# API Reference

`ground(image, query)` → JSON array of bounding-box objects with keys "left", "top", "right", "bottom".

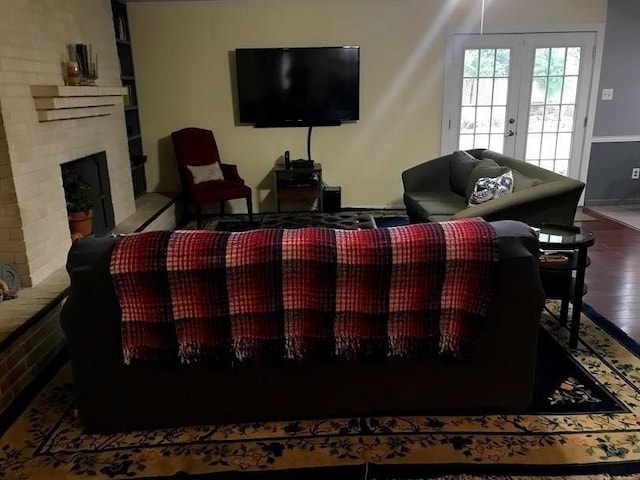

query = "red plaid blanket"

[{"left": 110, "top": 218, "right": 497, "bottom": 365}]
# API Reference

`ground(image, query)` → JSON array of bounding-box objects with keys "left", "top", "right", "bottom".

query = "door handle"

[{"left": 505, "top": 129, "right": 515, "bottom": 137}]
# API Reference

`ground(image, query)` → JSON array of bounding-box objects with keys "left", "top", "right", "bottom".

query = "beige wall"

[
  {"left": 0, "top": 0, "right": 134, "bottom": 286},
  {"left": 128, "top": 0, "right": 606, "bottom": 211}
]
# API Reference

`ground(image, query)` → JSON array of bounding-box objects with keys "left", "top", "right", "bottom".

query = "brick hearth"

[{"left": 0, "top": 192, "right": 180, "bottom": 416}]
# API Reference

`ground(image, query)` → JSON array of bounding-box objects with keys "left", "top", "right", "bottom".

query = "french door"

[{"left": 443, "top": 32, "right": 596, "bottom": 179}]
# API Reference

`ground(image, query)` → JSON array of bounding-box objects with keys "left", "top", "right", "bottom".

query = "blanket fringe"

[
  {"left": 285, "top": 337, "right": 334, "bottom": 361},
  {"left": 178, "top": 343, "right": 231, "bottom": 365},
  {"left": 388, "top": 336, "right": 441, "bottom": 359},
  {"left": 232, "top": 338, "right": 285, "bottom": 363},
  {"left": 335, "top": 336, "right": 388, "bottom": 360}
]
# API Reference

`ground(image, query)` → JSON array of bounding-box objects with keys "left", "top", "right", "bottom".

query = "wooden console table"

[{"left": 273, "top": 164, "right": 323, "bottom": 213}]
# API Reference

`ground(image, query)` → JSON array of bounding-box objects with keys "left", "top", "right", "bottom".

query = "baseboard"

[
  {"left": 584, "top": 199, "right": 640, "bottom": 206},
  {"left": 344, "top": 204, "right": 406, "bottom": 210}
]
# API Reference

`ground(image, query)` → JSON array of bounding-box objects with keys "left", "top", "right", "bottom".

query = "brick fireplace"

[{"left": 0, "top": 0, "right": 136, "bottom": 287}]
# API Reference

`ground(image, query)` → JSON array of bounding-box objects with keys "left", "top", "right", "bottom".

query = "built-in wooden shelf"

[{"left": 30, "top": 85, "right": 128, "bottom": 122}]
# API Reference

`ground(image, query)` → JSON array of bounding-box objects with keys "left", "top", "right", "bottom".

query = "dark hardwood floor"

[{"left": 577, "top": 208, "right": 640, "bottom": 342}]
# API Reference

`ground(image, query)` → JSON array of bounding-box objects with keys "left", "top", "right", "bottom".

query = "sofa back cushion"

[
  {"left": 465, "top": 158, "right": 511, "bottom": 199},
  {"left": 450, "top": 150, "right": 480, "bottom": 196}
]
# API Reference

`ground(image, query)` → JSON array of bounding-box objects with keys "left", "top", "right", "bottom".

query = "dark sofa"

[
  {"left": 402, "top": 149, "right": 585, "bottom": 226},
  {"left": 60, "top": 220, "right": 544, "bottom": 433}
]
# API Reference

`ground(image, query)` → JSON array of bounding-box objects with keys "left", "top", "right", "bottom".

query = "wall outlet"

[
  {"left": 632, "top": 167, "right": 640, "bottom": 180},
  {"left": 601, "top": 88, "right": 614, "bottom": 101}
]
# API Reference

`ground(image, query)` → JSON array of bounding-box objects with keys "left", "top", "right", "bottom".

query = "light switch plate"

[{"left": 601, "top": 88, "right": 614, "bottom": 101}]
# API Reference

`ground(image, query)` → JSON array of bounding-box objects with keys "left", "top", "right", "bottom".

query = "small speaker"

[
  {"left": 284, "top": 150, "right": 290, "bottom": 169},
  {"left": 323, "top": 186, "right": 341, "bottom": 213}
]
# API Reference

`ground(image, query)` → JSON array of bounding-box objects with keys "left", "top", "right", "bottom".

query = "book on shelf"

[
  {"left": 122, "top": 84, "right": 135, "bottom": 106},
  {"left": 116, "top": 17, "right": 128, "bottom": 41}
]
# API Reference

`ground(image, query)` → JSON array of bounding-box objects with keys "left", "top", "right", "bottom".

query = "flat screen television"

[{"left": 235, "top": 46, "right": 360, "bottom": 127}]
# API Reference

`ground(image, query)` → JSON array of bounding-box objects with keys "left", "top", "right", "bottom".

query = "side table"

[
  {"left": 536, "top": 224, "right": 595, "bottom": 348},
  {"left": 273, "top": 164, "right": 323, "bottom": 213}
]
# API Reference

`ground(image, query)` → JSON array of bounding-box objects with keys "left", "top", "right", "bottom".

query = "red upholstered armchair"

[{"left": 171, "top": 127, "right": 253, "bottom": 228}]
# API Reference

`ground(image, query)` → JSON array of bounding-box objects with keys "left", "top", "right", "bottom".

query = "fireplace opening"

[{"left": 60, "top": 151, "right": 115, "bottom": 237}]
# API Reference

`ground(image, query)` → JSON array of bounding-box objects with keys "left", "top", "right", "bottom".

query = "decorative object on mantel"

[
  {"left": 62, "top": 166, "right": 97, "bottom": 239},
  {"left": 0, "top": 262, "right": 20, "bottom": 301},
  {"left": 67, "top": 43, "right": 98, "bottom": 86},
  {"left": 65, "top": 61, "right": 81, "bottom": 86}
]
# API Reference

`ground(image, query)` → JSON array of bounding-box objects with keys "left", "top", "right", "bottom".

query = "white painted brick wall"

[{"left": 0, "top": 0, "right": 135, "bottom": 287}]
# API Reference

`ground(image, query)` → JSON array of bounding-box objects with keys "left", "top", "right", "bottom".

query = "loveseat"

[
  {"left": 60, "top": 220, "right": 544, "bottom": 433},
  {"left": 402, "top": 149, "right": 585, "bottom": 226}
]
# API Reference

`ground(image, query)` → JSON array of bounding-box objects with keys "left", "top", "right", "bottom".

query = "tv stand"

[{"left": 273, "top": 164, "right": 323, "bottom": 213}]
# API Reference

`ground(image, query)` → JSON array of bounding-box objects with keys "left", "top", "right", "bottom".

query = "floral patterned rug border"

[{"left": 1, "top": 301, "right": 639, "bottom": 480}]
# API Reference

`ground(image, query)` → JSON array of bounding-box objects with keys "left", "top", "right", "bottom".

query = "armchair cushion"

[{"left": 187, "top": 163, "right": 224, "bottom": 184}]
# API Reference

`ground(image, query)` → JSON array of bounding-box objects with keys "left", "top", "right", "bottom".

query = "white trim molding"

[{"left": 592, "top": 136, "right": 640, "bottom": 143}]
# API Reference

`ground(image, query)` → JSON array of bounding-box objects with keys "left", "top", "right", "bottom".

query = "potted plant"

[{"left": 62, "top": 167, "right": 97, "bottom": 237}]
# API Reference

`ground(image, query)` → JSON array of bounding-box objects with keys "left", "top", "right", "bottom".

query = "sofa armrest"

[
  {"left": 61, "top": 236, "right": 125, "bottom": 369},
  {"left": 402, "top": 154, "right": 453, "bottom": 192}
]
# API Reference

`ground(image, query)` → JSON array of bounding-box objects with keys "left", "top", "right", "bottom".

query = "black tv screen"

[{"left": 235, "top": 46, "right": 360, "bottom": 127}]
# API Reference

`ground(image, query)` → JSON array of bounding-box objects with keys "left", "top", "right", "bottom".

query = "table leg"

[
  {"left": 569, "top": 246, "right": 588, "bottom": 348},
  {"left": 559, "top": 269, "right": 572, "bottom": 325},
  {"left": 273, "top": 171, "right": 281, "bottom": 214},
  {"left": 560, "top": 296, "right": 570, "bottom": 325}
]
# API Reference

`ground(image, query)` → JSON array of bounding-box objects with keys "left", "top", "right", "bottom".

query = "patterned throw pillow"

[
  {"left": 468, "top": 170, "right": 514, "bottom": 206},
  {"left": 186, "top": 163, "right": 224, "bottom": 184}
]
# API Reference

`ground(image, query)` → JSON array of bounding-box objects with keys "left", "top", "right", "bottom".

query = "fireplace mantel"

[{"left": 30, "top": 85, "right": 128, "bottom": 122}]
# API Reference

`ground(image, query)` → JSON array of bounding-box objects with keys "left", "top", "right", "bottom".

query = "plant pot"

[{"left": 68, "top": 209, "right": 94, "bottom": 237}]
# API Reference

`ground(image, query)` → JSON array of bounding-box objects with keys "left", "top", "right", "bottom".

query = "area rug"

[{"left": 1, "top": 301, "right": 639, "bottom": 480}]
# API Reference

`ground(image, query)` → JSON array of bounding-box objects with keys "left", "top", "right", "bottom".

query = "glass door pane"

[
  {"left": 523, "top": 46, "right": 581, "bottom": 176},
  {"left": 458, "top": 48, "right": 511, "bottom": 153}
]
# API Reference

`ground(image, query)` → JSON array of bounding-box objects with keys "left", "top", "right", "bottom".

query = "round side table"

[{"left": 535, "top": 224, "right": 595, "bottom": 348}]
